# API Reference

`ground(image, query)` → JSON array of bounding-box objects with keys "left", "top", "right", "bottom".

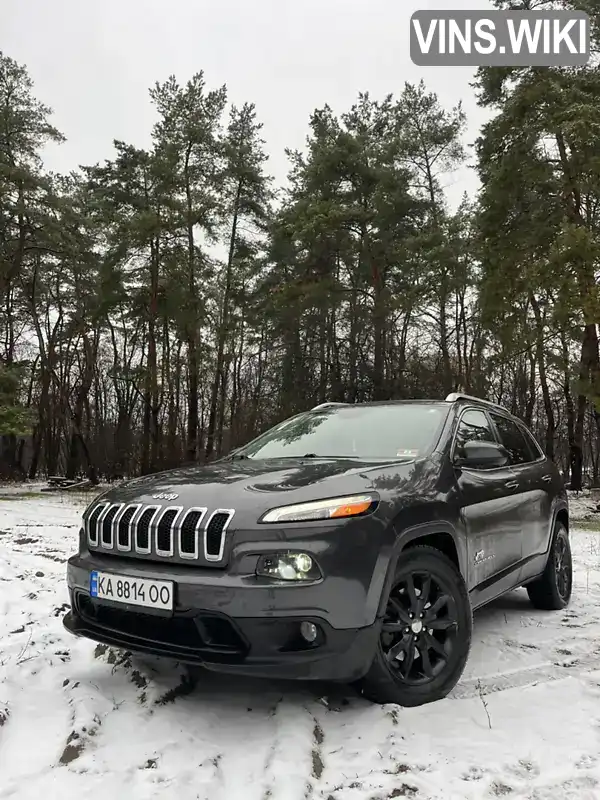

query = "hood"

[{"left": 91, "top": 456, "right": 418, "bottom": 516}]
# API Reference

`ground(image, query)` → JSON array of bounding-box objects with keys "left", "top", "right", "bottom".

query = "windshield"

[{"left": 238, "top": 404, "right": 448, "bottom": 460}]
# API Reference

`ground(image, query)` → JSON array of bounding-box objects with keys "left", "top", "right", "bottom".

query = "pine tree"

[{"left": 475, "top": 0, "right": 600, "bottom": 486}]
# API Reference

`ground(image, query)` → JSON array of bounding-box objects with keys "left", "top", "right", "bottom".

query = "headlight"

[{"left": 259, "top": 494, "right": 378, "bottom": 524}]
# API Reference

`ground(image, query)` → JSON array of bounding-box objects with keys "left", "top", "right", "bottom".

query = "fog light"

[
  {"left": 300, "top": 621, "right": 318, "bottom": 643},
  {"left": 256, "top": 552, "right": 321, "bottom": 581}
]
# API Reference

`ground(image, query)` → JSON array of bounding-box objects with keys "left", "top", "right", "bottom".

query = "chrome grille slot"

[
  {"left": 101, "top": 504, "right": 122, "bottom": 548},
  {"left": 117, "top": 504, "right": 139, "bottom": 550},
  {"left": 155, "top": 507, "right": 182, "bottom": 557},
  {"left": 87, "top": 502, "right": 109, "bottom": 546},
  {"left": 135, "top": 506, "right": 160, "bottom": 553},
  {"left": 179, "top": 508, "right": 207, "bottom": 559},
  {"left": 204, "top": 509, "right": 234, "bottom": 561}
]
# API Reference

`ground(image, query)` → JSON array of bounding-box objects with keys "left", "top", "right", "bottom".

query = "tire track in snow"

[
  {"left": 167, "top": 678, "right": 321, "bottom": 800},
  {"left": 58, "top": 656, "right": 306, "bottom": 800},
  {"left": 450, "top": 654, "right": 600, "bottom": 700},
  {"left": 259, "top": 697, "right": 315, "bottom": 800},
  {"left": 310, "top": 696, "right": 427, "bottom": 800}
]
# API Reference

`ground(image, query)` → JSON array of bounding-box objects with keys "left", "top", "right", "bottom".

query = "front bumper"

[{"left": 64, "top": 552, "right": 380, "bottom": 682}]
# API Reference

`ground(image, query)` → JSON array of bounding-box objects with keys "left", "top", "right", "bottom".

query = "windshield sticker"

[{"left": 397, "top": 449, "right": 419, "bottom": 457}]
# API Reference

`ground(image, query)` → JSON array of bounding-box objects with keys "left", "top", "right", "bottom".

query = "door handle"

[
  {"left": 505, "top": 480, "right": 519, "bottom": 490},
  {"left": 541, "top": 475, "right": 552, "bottom": 483}
]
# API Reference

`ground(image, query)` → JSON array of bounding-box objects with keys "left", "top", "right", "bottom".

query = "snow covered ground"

[{"left": 1, "top": 489, "right": 600, "bottom": 800}]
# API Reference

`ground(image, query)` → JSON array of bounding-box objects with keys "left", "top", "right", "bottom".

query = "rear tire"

[
  {"left": 359, "top": 546, "right": 472, "bottom": 707},
  {"left": 526, "top": 522, "right": 572, "bottom": 611}
]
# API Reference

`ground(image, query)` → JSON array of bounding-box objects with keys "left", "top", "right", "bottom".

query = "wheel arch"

[
  {"left": 555, "top": 506, "right": 569, "bottom": 533},
  {"left": 403, "top": 531, "right": 461, "bottom": 569},
  {"left": 375, "top": 518, "right": 467, "bottom": 619}
]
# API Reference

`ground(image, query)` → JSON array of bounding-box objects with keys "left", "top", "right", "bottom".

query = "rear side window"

[
  {"left": 490, "top": 413, "right": 532, "bottom": 465},
  {"left": 453, "top": 409, "right": 496, "bottom": 461},
  {"left": 519, "top": 425, "right": 544, "bottom": 461},
  {"left": 523, "top": 428, "right": 546, "bottom": 461}
]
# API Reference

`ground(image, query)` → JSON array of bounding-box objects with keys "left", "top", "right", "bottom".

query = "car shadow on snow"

[
  {"left": 79, "top": 581, "right": 588, "bottom": 728},
  {"left": 87, "top": 639, "right": 360, "bottom": 712},
  {"left": 85, "top": 588, "right": 552, "bottom": 715}
]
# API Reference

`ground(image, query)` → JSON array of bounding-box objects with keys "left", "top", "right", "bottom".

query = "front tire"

[
  {"left": 359, "top": 546, "right": 472, "bottom": 707},
  {"left": 526, "top": 522, "right": 572, "bottom": 610}
]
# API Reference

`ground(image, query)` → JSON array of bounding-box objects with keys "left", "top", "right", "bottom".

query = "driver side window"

[{"left": 453, "top": 409, "right": 497, "bottom": 466}]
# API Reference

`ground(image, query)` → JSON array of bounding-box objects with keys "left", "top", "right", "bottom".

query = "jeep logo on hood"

[{"left": 152, "top": 492, "right": 179, "bottom": 501}]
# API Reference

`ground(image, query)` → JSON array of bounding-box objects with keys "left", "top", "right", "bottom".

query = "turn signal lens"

[
  {"left": 330, "top": 499, "right": 373, "bottom": 518},
  {"left": 259, "top": 494, "right": 378, "bottom": 524}
]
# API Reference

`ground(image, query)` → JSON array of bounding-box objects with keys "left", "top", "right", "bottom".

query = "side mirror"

[{"left": 457, "top": 440, "right": 509, "bottom": 469}]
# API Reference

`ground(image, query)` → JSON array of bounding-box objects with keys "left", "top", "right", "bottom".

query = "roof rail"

[
  {"left": 310, "top": 402, "right": 349, "bottom": 411},
  {"left": 445, "top": 392, "right": 509, "bottom": 414}
]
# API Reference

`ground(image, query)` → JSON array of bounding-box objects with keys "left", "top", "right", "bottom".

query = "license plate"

[{"left": 89, "top": 570, "right": 174, "bottom": 611}]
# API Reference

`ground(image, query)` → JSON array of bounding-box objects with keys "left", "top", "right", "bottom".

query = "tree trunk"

[
  {"left": 530, "top": 295, "right": 555, "bottom": 458},
  {"left": 206, "top": 179, "right": 242, "bottom": 459},
  {"left": 571, "top": 323, "right": 599, "bottom": 491},
  {"left": 184, "top": 142, "right": 200, "bottom": 463}
]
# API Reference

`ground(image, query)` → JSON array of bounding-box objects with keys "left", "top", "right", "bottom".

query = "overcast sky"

[{"left": 5, "top": 0, "right": 495, "bottom": 206}]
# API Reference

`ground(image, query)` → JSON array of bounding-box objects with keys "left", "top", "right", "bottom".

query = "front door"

[{"left": 451, "top": 407, "right": 524, "bottom": 601}]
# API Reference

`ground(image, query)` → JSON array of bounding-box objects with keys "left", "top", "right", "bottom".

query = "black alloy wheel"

[
  {"left": 381, "top": 568, "right": 459, "bottom": 686},
  {"left": 527, "top": 523, "right": 573, "bottom": 610},
  {"left": 360, "top": 546, "right": 472, "bottom": 707},
  {"left": 554, "top": 530, "right": 572, "bottom": 602}
]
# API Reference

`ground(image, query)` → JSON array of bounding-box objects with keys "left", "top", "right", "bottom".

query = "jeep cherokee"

[{"left": 63, "top": 393, "right": 571, "bottom": 706}]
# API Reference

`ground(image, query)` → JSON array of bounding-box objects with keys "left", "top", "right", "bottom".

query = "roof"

[{"left": 311, "top": 394, "right": 512, "bottom": 415}]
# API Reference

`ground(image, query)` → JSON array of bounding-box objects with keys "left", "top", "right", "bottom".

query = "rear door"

[
  {"left": 488, "top": 412, "right": 555, "bottom": 577},
  {"left": 452, "top": 407, "right": 523, "bottom": 594}
]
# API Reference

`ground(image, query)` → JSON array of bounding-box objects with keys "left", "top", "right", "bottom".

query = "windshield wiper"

[
  {"left": 235, "top": 454, "right": 366, "bottom": 461},
  {"left": 286, "top": 454, "right": 361, "bottom": 460}
]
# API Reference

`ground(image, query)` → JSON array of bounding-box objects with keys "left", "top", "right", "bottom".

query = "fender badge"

[{"left": 474, "top": 549, "right": 494, "bottom": 565}]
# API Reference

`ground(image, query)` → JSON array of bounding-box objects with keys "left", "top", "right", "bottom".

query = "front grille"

[{"left": 86, "top": 502, "right": 234, "bottom": 566}]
